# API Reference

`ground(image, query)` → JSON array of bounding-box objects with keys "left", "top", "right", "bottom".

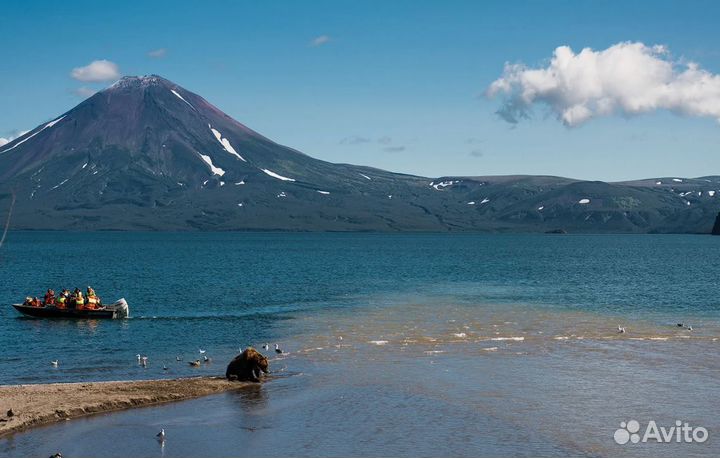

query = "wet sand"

[{"left": 0, "top": 376, "right": 251, "bottom": 437}]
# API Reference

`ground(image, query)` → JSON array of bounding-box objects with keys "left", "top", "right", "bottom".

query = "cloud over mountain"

[
  {"left": 487, "top": 42, "right": 720, "bottom": 127},
  {"left": 71, "top": 59, "right": 121, "bottom": 82},
  {"left": 147, "top": 48, "right": 167, "bottom": 58},
  {"left": 310, "top": 35, "right": 331, "bottom": 47}
]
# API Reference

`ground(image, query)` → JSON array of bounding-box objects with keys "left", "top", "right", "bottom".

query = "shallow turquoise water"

[{"left": 0, "top": 233, "right": 719, "bottom": 457}]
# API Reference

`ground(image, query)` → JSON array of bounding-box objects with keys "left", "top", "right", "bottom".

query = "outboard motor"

[{"left": 110, "top": 298, "right": 130, "bottom": 318}]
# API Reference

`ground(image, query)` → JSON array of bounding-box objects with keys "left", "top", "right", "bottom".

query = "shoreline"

[{"left": 0, "top": 376, "right": 252, "bottom": 438}]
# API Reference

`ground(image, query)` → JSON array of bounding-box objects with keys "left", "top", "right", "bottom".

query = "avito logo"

[{"left": 614, "top": 420, "right": 708, "bottom": 445}]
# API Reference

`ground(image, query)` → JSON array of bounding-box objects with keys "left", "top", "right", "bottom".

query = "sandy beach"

[{"left": 0, "top": 377, "right": 251, "bottom": 437}]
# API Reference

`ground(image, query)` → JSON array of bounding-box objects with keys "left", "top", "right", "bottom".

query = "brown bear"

[{"left": 226, "top": 347, "right": 269, "bottom": 382}]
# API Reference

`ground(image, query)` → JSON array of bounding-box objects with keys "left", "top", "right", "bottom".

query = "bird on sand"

[
  {"left": 51, "top": 360, "right": 59, "bottom": 367},
  {"left": 275, "top": 344, "right": 283, "bottom": 354},
  {"left": 617, "top": 326, "right": 626, "bottom": 334},
  {"left": 156, "top": 428, "right": 166, "bottom": 441},
  {"left": 189, "top": 360, "right": 201, "bottom": 367}
]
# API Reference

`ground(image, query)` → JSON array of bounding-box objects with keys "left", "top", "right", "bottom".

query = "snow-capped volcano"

[{"left": 0, "top": 75, "right": 717, "bottom": 233}]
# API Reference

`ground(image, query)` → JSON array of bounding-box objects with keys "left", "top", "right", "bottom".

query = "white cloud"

[
  {"left": 70, "top": 59, "right": 121, "bottom": 82},
  {"left": 486, "top": 42, "right": 720, "bottom": 126},
  {"left": 72, "top": 86, "right": 98, "bottom": 98},
  {"left": 147, "top": 48, "right": 167, "bottom": 59},
  {"left": 310, "top": 35, "right": 331, "bottom": 47},
  {"left": 340, "top": 136, "right": 371, "bottom": 144}
]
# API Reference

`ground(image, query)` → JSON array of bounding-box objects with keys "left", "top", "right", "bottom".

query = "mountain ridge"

[{"left": 0, "top": 75, "right": 718, "bottom": 233}]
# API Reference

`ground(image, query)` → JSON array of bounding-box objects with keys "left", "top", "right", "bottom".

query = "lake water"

[{"left": 0, "top": 232, "right": 719, "bottom": 457}]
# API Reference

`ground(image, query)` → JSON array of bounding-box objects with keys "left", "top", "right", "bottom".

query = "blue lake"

[{"left": 0, "top": 232, "right": 719, "bottom": 457}]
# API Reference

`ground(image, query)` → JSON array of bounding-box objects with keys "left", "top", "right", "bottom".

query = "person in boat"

[
  {"left": 43, "top": 289, "right": 56, "bottom": 306},
  {"left": 86, "top": 286, "right": 100, "bottom": 309},
  {"left": 23, "top": 296, "right": 33, "bottom": 306},
  {"left": 31, "top": 297, "right": 42, "bottom": 307},
  {"left": 73, "top": 288, "right": 85, "bottom": 310},
  {"left": 56, "top": 289, "right": 68, "bottom": 309}
]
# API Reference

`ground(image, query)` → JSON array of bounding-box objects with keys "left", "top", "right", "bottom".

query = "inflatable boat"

[{"left": 12, "top": 298, "right": 130, "bottom": 319}]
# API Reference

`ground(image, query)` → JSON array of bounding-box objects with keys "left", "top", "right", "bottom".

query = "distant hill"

[{"left": 0, "top": 75, "right": 718, "bottom": 233}]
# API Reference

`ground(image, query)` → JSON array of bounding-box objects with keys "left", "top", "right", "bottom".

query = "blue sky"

[{"left": 1, "top": 0, "right": 719, "bottom": 180}]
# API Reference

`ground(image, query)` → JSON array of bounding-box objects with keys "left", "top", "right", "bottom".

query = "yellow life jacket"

[{"left": 75, "top": 293, "right": 85, "bottom": 305}]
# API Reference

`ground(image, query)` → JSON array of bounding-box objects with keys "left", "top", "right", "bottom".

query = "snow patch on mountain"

[
  {"left": 51, "top": 178, "right": 69, "bottom": 190},
  {"left": 198, "top": 153, "right": 225, "bottom": 176},
  {"left": 431, "top": 180, "right": 458, "bottom": 190},
  {"left": 209, "top": 125, "right": 246, "bottom": 161},
  {"left": 0, "top": 115, "right": 66, "bottom": 154},
  {"left": 262, "top": 169, "right": 295, "bottom": 182},
  {"left": 171, "top": 89, "right": 196, "bottom": 110}
]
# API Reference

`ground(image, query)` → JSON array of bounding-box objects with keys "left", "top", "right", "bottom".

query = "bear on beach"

[{"left": 226, "top": 347, "right": 269, "bottom": 382}]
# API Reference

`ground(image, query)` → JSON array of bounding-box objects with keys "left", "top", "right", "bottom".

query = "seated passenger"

[
  {"left": 86, "top": 286, "right": 99, "bottom": 310},
  {"left": 31, "top": 297, "right": 42, "bottom": 307},
  {"left": 23, "top": 296, "right": 33, "bottom": 306},
  {"left": 44, "top": 289, "right": 56, "bottom": 306},
  {"left": 56, "top": 289, "right": 68, "bottom": 309},
  {"left": 74, "top": 288, "right": 85, "bottom": 310}
]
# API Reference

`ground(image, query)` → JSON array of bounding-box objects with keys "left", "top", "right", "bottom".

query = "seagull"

[
  {"left": 189, "top": 360, "right": 201, "bottom": 367},
  {"left": 203, "top": 355, "right": 210, "bottom": 362},
  {"left": 176, "top": 355, "right": 182, "bottom": 361},
  {"left": 617, "top": 326, "right": 626, "bottom": 334},
  {"left": 687, "top": 325, "right": 693, "bottom": 331},
  {"left": 136, "top": 354, "right": 141, "bottom": 362},
  {"left": 49, "top": 453, "right": 63, "bottom": 458},
  {"left": 677, "top": 323, "right": 684, "bottom": 327},
  {"left": 262, "top": 343, "right": 269, "bottom": 351},
  {"left": 198, "top": 349, "right": 206, "bottom": 354},
  {"left": 141, "top": 356, "right": 148, "bottom": 367},
  {"left": 275, "top": 344, "right": 283, "bottom": 354},
  {"left": 51, "top": 360, "right": 59, "bottom": 367},
  {"left": 156, "top": 428, "right": 165, "bottom": 441},
  {"left": 163, "top": 364, "right": 168, "bottom": 371}
]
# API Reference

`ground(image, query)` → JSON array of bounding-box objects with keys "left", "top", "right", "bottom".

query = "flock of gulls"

[
  {"left": 46, "top": 341, "right": 287, "bottom": 454},
  {"left": 48, "top": 343, "right": 285, "bottom": 370},
  {"left": 617, "top": 323, "right": 694, "bottom": 334}
]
